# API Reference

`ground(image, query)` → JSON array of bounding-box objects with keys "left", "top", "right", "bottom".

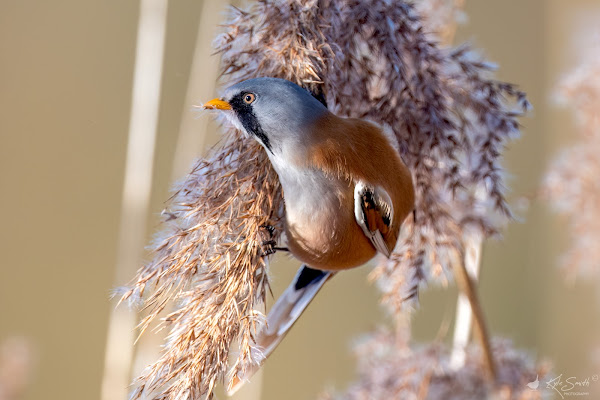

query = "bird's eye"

[{"left": 243, "top": 93, "right": 256, "bottom": 104}]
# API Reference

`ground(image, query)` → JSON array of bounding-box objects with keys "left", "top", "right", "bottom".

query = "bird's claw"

[
  {"left": 258, "top": 225, "right": 288, "bottom": 256},
  {"left": 261, "top": 239, "right": 277, "bottom": 256},
  {"left": 260, "top": 224, "right": 276, "bottom": 236}
]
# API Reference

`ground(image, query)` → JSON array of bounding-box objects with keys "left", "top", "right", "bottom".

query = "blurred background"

[{"left": 1, "top": 1, "right": 599, "bottom": 399}]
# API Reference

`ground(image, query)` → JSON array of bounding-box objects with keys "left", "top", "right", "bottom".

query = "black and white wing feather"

[{"left": 354, "top": 181, "right": 395, "bottom": 257}]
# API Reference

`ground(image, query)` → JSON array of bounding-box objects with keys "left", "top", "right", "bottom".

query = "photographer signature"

[{"left": 542, "top": 374, "right": 599, "bottom": 399}]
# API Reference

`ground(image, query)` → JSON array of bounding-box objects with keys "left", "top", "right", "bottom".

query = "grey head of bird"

[{"left": 203, "top": 77, "right": 328, "bottom": 160}]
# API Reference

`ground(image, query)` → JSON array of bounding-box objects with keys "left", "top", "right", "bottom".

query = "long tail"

[{"left": 227, "top": 265, "right": 335, "bottom": 395}]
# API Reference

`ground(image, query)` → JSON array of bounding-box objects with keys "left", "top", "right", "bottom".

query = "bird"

[
  {"left": 203, "top": 77, "right": 414, "bottom": 394},
  {"left": 527, "top": 375, "right": 539, "bottom": 390}
]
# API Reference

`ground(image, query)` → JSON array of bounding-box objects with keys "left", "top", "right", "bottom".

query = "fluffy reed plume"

[
  {"left": 543, "top": 53, "right": 600, "bottom": 280},
  {"left": 318, "top": 329, "right": 549, "bottom": 400},
  {"left": 219, "top": 0, "right": 528, "bottom": 313},
  {"left": 121, "top": 0, "right": 528, "bottom": 398},
  {"left": 121, "top": 134, "right": 284, "bottom": 399}
]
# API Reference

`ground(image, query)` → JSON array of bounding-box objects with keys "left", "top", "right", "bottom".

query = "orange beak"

[{"left": 202, "top": 98, "right": 232, "bottom": 110}]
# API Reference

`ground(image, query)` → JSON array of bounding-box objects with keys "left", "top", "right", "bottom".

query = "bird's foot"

[
  {"left": 258, "top": 225, "right": 288, "bottom": 256},
  {"left": 260, "top": 224, "right": 276, "bottom": 237},
  {"left": 261, "top": 239, "right": 278, "bottom": 256}
]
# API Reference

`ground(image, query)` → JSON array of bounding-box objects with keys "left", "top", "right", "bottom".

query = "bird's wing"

[
  {"left": 354, "top": 181, "right": 395, "bottom": 258},
  {"left": 227, "top": 265, "right": 335, "bottom": 396}
]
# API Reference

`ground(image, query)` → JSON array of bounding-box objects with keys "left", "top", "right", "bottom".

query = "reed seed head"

[{"left": 122, "top": 1, "right": 529, "bottom": 398}]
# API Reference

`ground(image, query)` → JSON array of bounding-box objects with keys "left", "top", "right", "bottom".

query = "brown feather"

[
  {"left": 283, "top": 112, "right": 414, "bottom": 269},
  {"left": 311, "top": 113, "right": 414, "bottom": 245}
]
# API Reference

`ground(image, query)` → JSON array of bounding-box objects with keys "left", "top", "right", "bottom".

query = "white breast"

[
  {"left": 269, "top": 156, "right": 347, "bottom": 231},
  {"left": 267, "top": 153, "right": 378, "bottom": 270}
]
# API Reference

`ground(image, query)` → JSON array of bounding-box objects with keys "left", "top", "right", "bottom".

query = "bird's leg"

[{"left": 258, "top": 224, "right": 289, "bottom": 256}]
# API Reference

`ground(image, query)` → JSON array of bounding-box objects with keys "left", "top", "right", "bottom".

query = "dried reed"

[
  {"left": 121, "top": 134, "right": 283, "bottom": 399},
  {"left": 318, "top": 329, "right": 549, "bottom": 400},
  {"left": 543, "top": 52, "right": 600, "bottom": 281},
  {"left": 121, "top": 0, "right": 529, "bottom": 398}
]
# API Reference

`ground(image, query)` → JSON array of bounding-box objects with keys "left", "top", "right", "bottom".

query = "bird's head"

[{"left": 203, "top": 77, "right": 327, "bottom": 157}]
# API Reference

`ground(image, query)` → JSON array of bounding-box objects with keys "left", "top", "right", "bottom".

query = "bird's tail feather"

[{"left": 227, "top": 265, "right": 334, "bottom": 396}]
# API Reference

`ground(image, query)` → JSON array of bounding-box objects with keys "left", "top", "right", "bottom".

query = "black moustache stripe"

[{"left": 229, "top": 94, "right": 273, "bottom": 153}]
